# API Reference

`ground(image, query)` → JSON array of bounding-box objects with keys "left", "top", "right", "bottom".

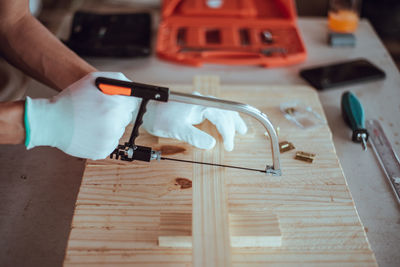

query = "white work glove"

[
  {"left": 142, "top": 94, "right": 247, "bottom": 151},
  {"left": 24, "top": 72, "right": 140, "bottom": 160}
]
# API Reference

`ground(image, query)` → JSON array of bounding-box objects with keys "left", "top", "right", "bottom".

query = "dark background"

[{"left": 40, "top": 0, "right": 400, "bottom": 69}]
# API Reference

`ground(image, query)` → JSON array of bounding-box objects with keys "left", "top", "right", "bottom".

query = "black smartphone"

[{"left": 299, "top": 59, "right": 386, "bottom": 90}]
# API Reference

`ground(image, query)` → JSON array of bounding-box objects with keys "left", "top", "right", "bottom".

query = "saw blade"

[{"left": 160, "top": 157, "right": 266, "bottom": 173}]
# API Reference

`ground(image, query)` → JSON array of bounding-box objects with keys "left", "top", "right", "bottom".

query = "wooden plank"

[
  {"left": 158, "top": 212, "right": 282, "bottom": 248},
  {"left": 191, "top": 76, "right": 231, "bottom": 267},
  {"left": 63, "top": 80, "right": 377, "bottom": 266},
  {"left": 229, "top": 213, "right": 281, "bottom": 247},
  {"left": 159, "top": 212, "right": 192, "bottom": 248}
]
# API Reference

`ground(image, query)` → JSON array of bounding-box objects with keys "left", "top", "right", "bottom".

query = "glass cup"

[{"left": 328, "top": 0, "right": 361, "bottom": 33}]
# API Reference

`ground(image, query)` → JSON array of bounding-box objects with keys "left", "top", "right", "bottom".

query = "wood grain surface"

[
  {"left": 159, "top": 212, "right": 282, "bottom": 248},
  {"left": 63, "top": 78, "right": 377, "bottom": 266},
  {"left": 191, "top": 76, "right": 232, "bottom": 267}
]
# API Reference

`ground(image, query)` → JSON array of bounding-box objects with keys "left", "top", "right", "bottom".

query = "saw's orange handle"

[
  {"left": 95, "top": 77, "right": 170, "bottom": 101},
  {"left": 97, "top": 83, "right": 132, "bottom": 96},
  {"left": 94, "top": 77, "right": 170, "bottom": 161}
]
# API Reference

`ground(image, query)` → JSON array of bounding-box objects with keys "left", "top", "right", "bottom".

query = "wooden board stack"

[{"left": 63, "top": 76, "right": 377, "bottom": 266}]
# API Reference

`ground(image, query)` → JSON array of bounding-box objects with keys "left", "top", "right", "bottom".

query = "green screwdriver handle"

[{"left": 341, "top": 91, "right": 369, "bottom": 144}]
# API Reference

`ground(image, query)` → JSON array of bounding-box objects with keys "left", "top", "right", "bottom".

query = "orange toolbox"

[{"left": 156, "top": 0, "right": 307, "bottom": 67}]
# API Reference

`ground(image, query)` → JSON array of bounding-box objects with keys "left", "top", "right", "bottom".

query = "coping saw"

[{"left": 95, "top": 77, "right": 281, "bottom": 176}]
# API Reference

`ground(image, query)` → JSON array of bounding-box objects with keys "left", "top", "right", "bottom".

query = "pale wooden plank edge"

[{"left": 158, "top": 212, "right": 282, "bottom": 248}]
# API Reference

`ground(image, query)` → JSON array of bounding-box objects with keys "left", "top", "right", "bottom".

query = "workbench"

[{"left": 0, "top": 17, "right": 399, "bottom": 266}]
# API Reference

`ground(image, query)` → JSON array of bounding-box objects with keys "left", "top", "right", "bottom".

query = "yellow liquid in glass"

[{"left": 328, "top": 10, "right": 359, "bottom": 33}]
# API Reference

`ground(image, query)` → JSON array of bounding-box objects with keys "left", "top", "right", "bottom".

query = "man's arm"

[
  {"left": 0, "top": 0, "right": 96, "bottom": 91},
  {"left": 0, "top": 0, "right": 96, "bottom": 144},
  {"left": 0, "top": 101, "right": 25, "bottom": 144}
]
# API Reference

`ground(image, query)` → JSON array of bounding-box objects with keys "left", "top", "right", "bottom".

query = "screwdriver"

[{"left": 341, "top": 91, "right": 369, "bottom": 151}]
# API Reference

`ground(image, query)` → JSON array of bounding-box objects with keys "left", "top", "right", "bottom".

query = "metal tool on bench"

[
  {"left": 341, "top": 91, "right": 369, "bottom": 151},
  {"left": 178, "top": 47, "right": 288, "bottom": 57},
  {"left": 366, "top": 119, "right": 400, "bottom": 205},
  {"left": 341, "top": 92, "right": 400, "bottom": 204},
  {"left": 95, "top": 77, "right": 281, "bottom": 176}
]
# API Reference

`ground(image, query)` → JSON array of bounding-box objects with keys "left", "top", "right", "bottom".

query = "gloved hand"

[
  {"left": 142, "top": 94, "right": 247, "bottom": 151},
  {"left": 24, "top": 72, "right": 140, "bottom": 160}
]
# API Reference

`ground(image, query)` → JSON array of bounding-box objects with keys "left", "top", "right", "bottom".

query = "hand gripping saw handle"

[{"left": 96, "top": 77, "right": 281, "bottom": 176}]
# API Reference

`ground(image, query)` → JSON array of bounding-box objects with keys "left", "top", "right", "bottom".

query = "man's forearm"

[
  {"left": 0, "top": 13, "right": 96, "bottom": 90},
  {"left": 0, "top": 101, "right": 25, "bottom": 144}
]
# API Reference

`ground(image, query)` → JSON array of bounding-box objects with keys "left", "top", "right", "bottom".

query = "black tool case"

[{"left": 64, "top": 11, "right": 151, "bottom": 58}]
